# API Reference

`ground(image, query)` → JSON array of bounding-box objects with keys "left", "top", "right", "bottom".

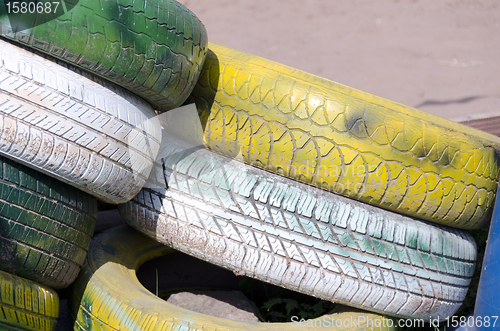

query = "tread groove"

[
  {"left": 186, "top": 43, "right": 500, "bottom": 229},
  {"left": 120, "top": 132, "right": 477, "bottom": 320},
  {"left": 0, "top": 40, "right": 162, "bottom": 203}
]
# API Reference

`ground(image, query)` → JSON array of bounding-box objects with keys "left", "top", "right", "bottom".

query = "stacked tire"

[
  {"left": 119, "top": 44, "right": 500, "bottom": 325},
  {"left": 120, "top": 131, "right": 478, "bottom": 320},
  {"left": 0, "top": 0, "right": 207, "bottom": 328},
  {"left": 0, "top": 0, "right": 497, "bottom": 330}
]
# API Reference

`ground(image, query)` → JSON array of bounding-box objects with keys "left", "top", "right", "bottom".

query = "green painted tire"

[
  {"left": 0, "top": 0, "right": 208, "bottom": 111},
  {"left": 185, "top": 43, "right": 500, "bottom": 229},
  {"left": 69, "top": 225, "right": 395, "bottom": 331},
  {"left": 119, "top": 131, "right": 476, "bottom": 320},
  {"left": 0, "top": 270, "right": 59, "bottom": 331},
  {"left": 0, "top": 155, "right": 97, "bottom": 289}
]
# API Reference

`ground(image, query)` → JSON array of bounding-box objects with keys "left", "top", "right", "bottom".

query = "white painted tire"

[
  {"left": 0, "top": 40, "right": 161, "bottom": 204},
  {"left": 119, "top": 132, "right": 476, "bottom": 321}
]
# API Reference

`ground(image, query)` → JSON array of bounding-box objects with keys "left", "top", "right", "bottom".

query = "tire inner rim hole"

[{"left": 136, "top": 251, "right": 335, "bottom": 322}]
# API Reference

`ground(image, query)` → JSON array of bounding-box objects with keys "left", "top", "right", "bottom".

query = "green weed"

[{"left": 238, "top": 277, "right": 335, "bottom": 323}]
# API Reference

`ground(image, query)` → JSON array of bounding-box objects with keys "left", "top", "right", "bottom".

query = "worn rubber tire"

[
  {"left": 0, "top": 155, "right": 97, "bottom": 289},
  {"left": 119, "top": 132, "right": 477, "bottom": 320},
  {"left": 69, "top": 225, "right": 395, "bottom": 331},
  {"left": 0, "top": 40, "right": 161, "bottom": 204},
  {"left": 185, "top": 42, "right": 500, "bottom": 229},
  {"left": 0, "top": 0, "right": 208, "bottom": 112},
  {"left": 0, "top": 270, "right": 59, "bottom": 331}
]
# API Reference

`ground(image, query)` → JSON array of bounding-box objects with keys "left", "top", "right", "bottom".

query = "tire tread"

[
  {"left": 0, "top": 270, "right": 58, "bottom": 331},
  {"left": 0, "top": 0, "right": 208, "bottom": 111},
  {"left": 121, "top": 134, "right": 477, "bottom": 319},
  {"left": 0, "top": 40, "right": 161, "bottom": 203},
  {"left": 187, "top": 43, "right": 500, "bottom": 229},
  {"left": 0, "top": 156, "right": 97, "bottom": 289}
]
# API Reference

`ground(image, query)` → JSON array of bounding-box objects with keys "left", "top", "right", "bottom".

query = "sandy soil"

[{"left": 178, "top": 0, "right": 500, "bottom": 121}]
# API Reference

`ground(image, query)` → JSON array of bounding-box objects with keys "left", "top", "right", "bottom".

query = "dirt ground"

[{"left": 177, "top": 0, "right": 500, "bottom": 121}]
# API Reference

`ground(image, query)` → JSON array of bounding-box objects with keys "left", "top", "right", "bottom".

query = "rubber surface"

[
  {"left": 474, "top": 181, "right": 500, "bottom": 325},
  {"left": 0, "top": 154, "right": 97, "bottom": 289},
  {"left": 69, "top": 225, "right": 395, "bottom": 331},
  {"left": 185, "top": 43, "right": 500, "bottom": 229},
  {"left": 119, "top": 132, "right": 477, "bottom": 320},
  {"left": 0, "top": 40, "right": 161, "bottom": 204},
  {"left": 0, "top": 270, "right": 59, "bottom": 331},
  {"left": 0, "top": 0, "right": 208, "bottom": 111}
]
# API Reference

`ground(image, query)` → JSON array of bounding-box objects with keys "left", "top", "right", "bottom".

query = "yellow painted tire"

[
  {"left": 0, "top": 270, "right": 59, "bottom": 331},
  {"left": 186, "top": 43, "right": 500, "bottom": 229},
  {"left": 69, "top": 225, "right": 396, "bottom": 331}
]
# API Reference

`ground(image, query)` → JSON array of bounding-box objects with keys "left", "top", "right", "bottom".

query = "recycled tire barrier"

[
  {"left": 185, "top": 42, "right": 500, "bottom": 229},
  {"left": 0, "top": 0, "right": 208, "bottom": 111},
  {"left": 0, "top": 40, "right": 161, "bottom": 204},
  {"left": 69, "top": 225, "right": 395, "bottom": 331},
  {"left": 0, "top": 155, "right": 97, "bottom": 289},
  {"left": 0, "top": 270, "right": 59, "bottom": 331},
  {"left": 119, "top": 132, "right": 477, "bottom": 320}
]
